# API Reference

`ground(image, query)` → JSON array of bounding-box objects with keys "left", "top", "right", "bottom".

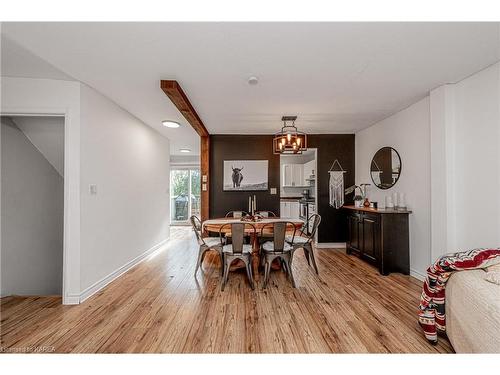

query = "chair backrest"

[
  {"left": 304, "top": 214, "right": 321, "bottom": 240},
  {"left": 255, "top": 210, "right": 276, "bottom": 217},
  {"left": 225, "top": 211, "right": 249, "bottom": 218},
  {"left": 219, "top": 223, "right": 256, "bottom": 254},
  {"left": 261, "top": 221, "right": 296, "bottom": 252},
  {"left": 190, "top": 215, "right": 205, "bottom": 246}
]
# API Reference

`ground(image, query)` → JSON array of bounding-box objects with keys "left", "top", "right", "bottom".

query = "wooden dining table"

[{"left": 202, "top": 217, "right": 304, "bottom": 272}]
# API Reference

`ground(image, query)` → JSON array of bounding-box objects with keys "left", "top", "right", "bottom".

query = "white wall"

[
  {"left": 12, "top": 116, "right": 65, "bottom": 176},
  {"left": 1, "top": 77, "right": 171, "bottom": 303},
  {"left": 431, "top": 62, "right": 500, "bottom": 256},
  {"left": 170, "top": 154, "right": 200, "bottom": 168},
  {"left": 1, "top": 117, "right": 64, "bottom": 295},
  {"left": 355, "top": 97, "right": 431, "bottom": 277},
  {"left": 356, "top": 62, "right": 500, "bottom": 279},
  {"left": 1, "top": 76, "right": 81, "bottom": 303},
  {"left": 453, "top": 64, "right": 500, "bottom": 249},
  {"left": 79, "top": 84, "right": 170, "bottom": 292}
]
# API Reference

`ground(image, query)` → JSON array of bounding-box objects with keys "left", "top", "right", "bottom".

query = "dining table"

[{"left": 202, "top": 217, "right": 305, "bottom": 272}]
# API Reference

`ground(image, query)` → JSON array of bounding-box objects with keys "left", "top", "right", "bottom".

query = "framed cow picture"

[{"left": 223, "top": 160, "right": 268, "bottom": 191}]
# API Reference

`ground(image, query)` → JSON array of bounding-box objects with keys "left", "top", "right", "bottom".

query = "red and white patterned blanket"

[{"left": 418, "top": 248, "right": 500, "bottom": 343}]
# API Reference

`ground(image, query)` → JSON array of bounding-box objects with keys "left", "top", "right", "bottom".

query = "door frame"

[{"left": 1, "top": 108, "right": 81, "bottom": 305}]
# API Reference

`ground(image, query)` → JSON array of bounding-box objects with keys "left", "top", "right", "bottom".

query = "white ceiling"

[
  {"left": 0, "top": 36, "right": 74, "bottom": 81},
  {"left": 2, "top": 22, "right": 499, "bottom": 153},
  {"left": 1, "top": 32, "right": 199, "bottom": 156}
]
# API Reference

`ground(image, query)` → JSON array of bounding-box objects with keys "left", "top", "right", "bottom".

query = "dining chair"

[
  {"left": 219, "top": 222, "right": 256, "bottom": 291},
  {"left": 225, "top": 211, "right": 249, "bottom": 218},
  {"left": 256, "top": 212, "right": 276, "bottom": 246},
  {"left": 224, "top": 211, "right": 250, "bottom": 243},
  {"left": 286, "top": 214, "right": 321, "bottom": 274},
  {"left": 255, "top": 210, "right": 277, "bottom": 217},
  {"left": 191, "top": 215, "right": 224, "bottom": 276},
  {"left": 260, "top": 221, "right": 297, "bottom": 288}
]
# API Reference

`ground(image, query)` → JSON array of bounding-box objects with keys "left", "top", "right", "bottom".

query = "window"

[{"left": 170, "top": 168, "right": 200, "bottom": 224}]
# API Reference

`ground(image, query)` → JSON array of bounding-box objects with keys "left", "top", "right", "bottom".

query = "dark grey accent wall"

[
  {"left": 209, "top": 134, "right": 355, "bottom": 243},
  {"left": 210, "top": 135, "right": 280, "bottom": 218},
  {"left": 308, "top": 134, "right": 355, "bottom": 243}
]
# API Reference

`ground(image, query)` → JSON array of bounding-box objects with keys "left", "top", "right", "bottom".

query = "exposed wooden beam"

[
  {"left": 160, "top": 80, "right": 209, "bottom": 137},
  {"left": 160, "top": 79, "right": 210, "bottom": 220},
  {"left": 200, "top": 136, "right": 210, "bottom": 221}
]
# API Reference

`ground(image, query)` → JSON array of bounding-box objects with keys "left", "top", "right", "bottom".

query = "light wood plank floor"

[{"left": 0, "top": 227, "right": 453, "bottom": 353}]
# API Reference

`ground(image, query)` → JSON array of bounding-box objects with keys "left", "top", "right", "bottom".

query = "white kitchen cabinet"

[
  {"left": 282, "top": 164, "right": 293, "bottom": 187},
  {"left": 282, "top": 164, "right": 304, "bottom": 187},
  {"left": 280, "top": 201, "right": 290, "bottom": 218},
  {"left": 289, "top": 201, "right": 300, "bottom": 218},
  {"left": 280, "top": 200, "right": 300, "bottom": 218}
]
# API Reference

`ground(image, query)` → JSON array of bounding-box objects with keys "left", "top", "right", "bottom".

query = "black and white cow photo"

[{"left": 223, "top": 160, "right": 268, "bottom": 191}]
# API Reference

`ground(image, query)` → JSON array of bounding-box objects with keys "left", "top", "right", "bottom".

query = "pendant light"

[{"left": 273, "top": 116, "right": 307, "bottom": 154}]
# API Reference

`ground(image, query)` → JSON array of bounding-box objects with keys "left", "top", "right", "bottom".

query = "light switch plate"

[
  {"left": 202, "top": 175, "right": 207, "bottom": 182},
  {"left": 89, "top": 184, "right": 97, "bottom": 195},
  {"left": 270, "top": 187, "right": 277, "bottom": 195},
  {"left": 202, "top": 183, "right": 207, "bottom": 191}
]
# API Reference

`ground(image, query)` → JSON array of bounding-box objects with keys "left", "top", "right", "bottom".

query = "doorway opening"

[
  {"left": 279, "top": 148, "right": 318, "bottom": 240},
  {"left": 1, "top": 115, "right": 64, "bottom": 298},
  {"left": 170, "top": 168, "right": 201, "bottom": 225}
]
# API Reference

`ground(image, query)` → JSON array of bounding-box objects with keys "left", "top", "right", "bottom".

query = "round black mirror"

[{"left": 370, "top": 147, "right": 401, "bottom": 190}]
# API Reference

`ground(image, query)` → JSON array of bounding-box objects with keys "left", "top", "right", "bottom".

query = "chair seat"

[
  {"left": 262, "top": 241, "right": 293, "bottom": 252},
  {"left": 285, "top": 235, "right": 309, "bottom": 245},
  {"left": 223, "top": 244, "right": 253, "bottom": 254},
  {"left": 204, "top": 237, "right": 222, "bottom": 248}
]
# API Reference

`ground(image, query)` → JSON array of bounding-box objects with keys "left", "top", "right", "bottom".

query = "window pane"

[
  {"left": 190, "top": 169, "right": 200, "bottom": 218},
  {"left": 170, "top": 170, "right": 189, "bottom": 221}
]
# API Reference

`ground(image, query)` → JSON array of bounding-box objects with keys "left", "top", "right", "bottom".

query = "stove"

[{"left": 299, "top": 198, "right": 315, "bottom": 220}]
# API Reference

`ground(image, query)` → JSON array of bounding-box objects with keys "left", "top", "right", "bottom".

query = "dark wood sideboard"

[{"left": 343, "top": 205, "right": 412, "bottom": 275}]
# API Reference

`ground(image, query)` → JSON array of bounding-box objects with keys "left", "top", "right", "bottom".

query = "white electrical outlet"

[
  {"left": 270, "top": 188, "right": 277, "bottom": 195},
  {"left": 89, "top": 184, "right": 98, "bottom": 195}
]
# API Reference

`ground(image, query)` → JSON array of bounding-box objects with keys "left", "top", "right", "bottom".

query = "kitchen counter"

[{"left": 343, "top": 205, "right": 412, "bottom": 214}]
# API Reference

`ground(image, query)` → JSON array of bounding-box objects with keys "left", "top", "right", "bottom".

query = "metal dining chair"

[
  {"left": 260, "top": 221, "right": 297, "bottom": 288},
  {"left": 219, "top": 222, "right": 256, "bottom": 291},
  {"left": 255, "top": 210, "right": 277, "bottom": 217},
  {"left": 224, "top": 211, "right": 250, "bottom": 243},
  {"left": 225, "top": 211, "right": 249, "bottom": 218},
  {"left": 191, "top": 215, "right": 224, "bottom": 276},
  {"left": 286, "top": 214, "right": 321, "bottom": 274},
  {"left": 256, "top": 212, "right": 277, "bottom": 246}
]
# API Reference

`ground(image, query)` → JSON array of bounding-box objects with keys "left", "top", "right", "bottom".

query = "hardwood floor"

[{"left": 0, "top": 227, "right": 453, "bottom": 353}]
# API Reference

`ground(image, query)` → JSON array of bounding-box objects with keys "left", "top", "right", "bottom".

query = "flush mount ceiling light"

[
  {"left": 162, "top": 120, "right": 180, "bottom": 128},
  {"left": 247, "top": 76, "right": 259, "bottom": 85},
  {"left": 179, "top": 148, "right": 191, "bottom": 153},
  {"left": 273, "top": 116, "right": 308, "bottom": 155}
]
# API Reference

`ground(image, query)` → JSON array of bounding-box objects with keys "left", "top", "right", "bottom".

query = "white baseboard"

[
  {"left": 63, "top": 294, "right": 81, "bottom": 305},
  {"left": 410, "top": 268, "right": 426, "bottom": 281},
  {"left": 315, "top": 242, "right": 346, "bottom": 249},
  {"left": 78, "top": 238, "right": 169, "bottom": 304}
]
